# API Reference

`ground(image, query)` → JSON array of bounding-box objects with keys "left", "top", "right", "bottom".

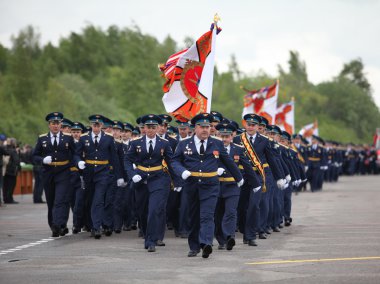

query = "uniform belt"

[
  {"left": 263, "top": 163, "right": 269, "bottom": 168},
  {"left": 309, "top": 157, "right": 321, "bottom": 161},
  {"left": 190, "top": 171, "right": 218, "bottom": 177},
  {"left": 239, "top": 163, "right": 268, "bottom": 171},
  {"left": 219, "top": 177, "right": 235, "bottom": 182},
  {"left": 49, "top": 160, "right": 69, "bottom": 166},
  {"left": 70, "top": 167, "right": 79, "bottom": 171},
  {"left": 85, "top": 160, "right": 109, "bottom": 165},
  {"left": 137, "top": 165, "right": 163, "bottom": 172}
]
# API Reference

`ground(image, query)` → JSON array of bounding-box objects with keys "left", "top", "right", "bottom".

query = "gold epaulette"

[
  {"left": 168, "top": 134, "right": 177, "bottom": 140},
  {"left": 62, "top": 132, "right": 71, "bottom": 136},
  {"left": 39, "top": 133, "right": 48, "bottom": 137},
  {"left": 212, "top": 136, "right": 223, "bottom": 141},
  {"left": 233, "top": 143, "right": 244, "bottom": 148},
  {"left": 81, "top": 133, "right": 89, "bottom": 137},
  {"left": 105, "top": 132, "right": 113, "bottom": 136},
  {"left": 131, "top": 137, "right": 142, "bottom": 141}
]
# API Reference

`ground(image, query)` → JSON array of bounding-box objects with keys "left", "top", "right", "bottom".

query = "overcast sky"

[{"left": 1, "top": 0, "right": 380, "bottom": 108}]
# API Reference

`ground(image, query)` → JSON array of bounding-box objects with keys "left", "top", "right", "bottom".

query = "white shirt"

[
  {"left": 146, "top": 136, "right": 157, "bottom": 151},
  {"left": 225, "top": 144, "right": 231, "bottom": 154},
  {"left": 247, "top": 133, "right": 257, "bottom": 144},
  {"left": 50, "top": 132, "right": 60, "bottom": 145},
  {"left": 91, "top": 132, "right": 101, "bottom": 144},
  {"left": 194, "top": 135, "right": 207, "bottom": 154},
  {"left": 312, "top": 144, "right": 318, "bottom": 150}
]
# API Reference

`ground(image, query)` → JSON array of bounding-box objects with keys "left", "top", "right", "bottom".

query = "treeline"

[{"left": 0, "top": 25, "right": 379, "bottom": 145}]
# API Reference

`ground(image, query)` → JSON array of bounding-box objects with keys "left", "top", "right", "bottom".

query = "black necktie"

[
  {"left": 249, "top": 136, "right": 253, "bottom": 145},
  {"left": 149, "top": 140, "right": 153, "bottom": 155},
  {"left": 200, "top": 140, "right": 205, "bottom": 155},
  {"left": 225, "top": 147, "right": 229, "bottom": 154},
  {"left": 94, "top": 135, "right": 98, "bottom": 147},
  {"left": 53, "top": 134, "right": 58, "bottom": 149}
]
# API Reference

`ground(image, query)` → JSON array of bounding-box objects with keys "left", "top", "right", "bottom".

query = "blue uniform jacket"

[
  {"left": 124, "top": 135, "right": 177, "bottom": 186},
  {"left": 233, "top": 133, "right": 284, "bottom": 181},
  {"left": 33, "top": 132, "right": 75, "bottom": 173},
  {"left": 307, "top": 145, "right": 327, "bottom": 169},
  {"left": 218, "top": 143, "right": 260, "bottom": 188},
  {"left": 172, "top": 136, "right": 243, "bottom": 187},
  {"left": 74, "top": 131, "right": 122, "bottom": 179}
]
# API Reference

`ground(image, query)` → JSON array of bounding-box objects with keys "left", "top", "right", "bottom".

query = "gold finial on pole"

[{"left": 214, "top": 13, "right": 221, "bottom": 24}]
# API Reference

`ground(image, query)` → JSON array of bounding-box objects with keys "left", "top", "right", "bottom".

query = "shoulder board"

[
  {"left": 233, "top": 143, "right": 244, "bottom": 148},
  {"left": 62, "top": 132, "right": 71, "bottom": 136},
  {"left": 39, "top": 133, "right": 48, "bottom": 137},
  {"left": 260, "top": 134, "right": 269, "bottom": 139},
  {"left": 212, "top": 136, "right": 222, "bottom": 141},
  {"left": 131, "top": 137, "right": 141, "bottom": 141},
  {"left": 81, "top": 133, "right": 89, "bottom": 137},
  {"left": 169, "top": 135, "right": 177, "bottom": 140},
  {"left": 160, "top": 137, "right": 168, "bottom": 142},
  {"left": 279, "top": 143, "right": 289, "bottom": 149},
  {"left": 289, "top": 148, "right": 297, "bottom": 153},
  {"left": 105, "top": 132, "right": 113, "bottom": 137},
  {"left": 180, "top": 137, "right": 192, "bottom": 142},
  {"left": 114, "top": 138, "right": 122, "bottom": 143}
]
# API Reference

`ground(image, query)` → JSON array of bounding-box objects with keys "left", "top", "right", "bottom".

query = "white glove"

[
  {"left": 174, "top": 187, "right": 182, "bottom": 192},
  {"left": 43, "top": 156, "right": 52, "bottom": 164},
  {"left": 117, "top": 178, "right": 125, "bottom": 187},
  {"left": 217, "top": 168, "right": 225, "bottom": 176},
  {"left": 285, "top": 174, "right": 291, "bottom": 183},
  {"left": 277, "top": 179, "right": 286, "bottom": 189},
  {"left": 78, "top": 161, "right": 86, "bottom": 170},
  {"left": 132, "top": 175, "right": 142, "bottom": 183},
  {"left": 302, "top": 178, "right": 308, "bottom": 183},
  {"left": 237, "top": 179, "right": 244, "bottom": 187},
  {"left": 304, "top": 166, "right": 309, "bottom": 172},
  {"left": 284, "top": 182, "right": 289, "bottom": 189},
  {"left": 297, "top": 179, "right": 302, "bottom": 186},
  {"left": 181, "top": 170, "right": 192, "bottom": 180},
  {"left": 252, "top": 186, "right": 261, "bottom": 193},
  {"left": 320, "top": 166, "right": 324, "bottom": 170},
  {"left": 324, "top": 166, "right": 328, "bottom": 170},
  {"left": 133, "top": 163, "right": 136, "bottom": 170},
  {"left": 292, "top": 181, "right": 297, "bottom": 186}
]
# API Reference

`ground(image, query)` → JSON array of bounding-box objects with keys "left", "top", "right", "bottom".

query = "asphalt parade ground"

[{"left": 1, "top": 175, "right": 380, "bottom": 284}]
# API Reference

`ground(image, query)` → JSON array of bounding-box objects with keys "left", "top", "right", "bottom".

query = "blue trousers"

[
  {"left": 259, "top": 170, "right": 275, "bottom": 233},
  {"left": 43, "top": 169, "right": 71, "bottom": 229},
  {"left": 113, "top": 185, "right": 127, "bottom": 230},
  {"left": 283, "top": 184, "right": 293, "bottom": 220},
  {"left": 134, "top": 182, "right": 169, "bottom": 247},
  {"left": 215, "top": 191, "right": 239, "bottom": 245},
  {"left": 84, "top": 171, "right": 111, "bottom": 231},
  {"left": 103, "top": 176, "right": 116, "bottom": 229},
  {"left": 185, "top": 182, "right": 219, "bottom": 252},
  {"left": 178, "top": 188, "right": 190, "bottom": 235}
]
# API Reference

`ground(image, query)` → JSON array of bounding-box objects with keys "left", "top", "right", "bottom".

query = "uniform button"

[
  {"left": 200, "top": 160, "right": 203, "bottom": 163},
  {"left": 149, "top": 157, "right": 152, "bottom": 160},
  {"left": 199, "top": 170, "right": 202, "bottom": 172},
  {"left": 96, "top": 149, "right": 98, "bottom": 152},
  {"left": 147, "top": 174, "right": 150, "bottom": 177},
  {"left": 95, "top": 165, "right": 97, "bottom": 167},
  {"left": 198, "top": 179, "right": 201, "bottom": 182},
  {"left": 55, "top": 151, "right": 57, "bottom": 153},
  {"left": 95, "top": 157, "right": 97, "bottom": 159},
  {"left": 54, "top": 158, "right": 57, "bottom": 160}
]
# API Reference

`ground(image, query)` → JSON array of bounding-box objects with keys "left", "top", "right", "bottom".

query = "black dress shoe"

[
  {"left": 218, "top": 244, "right": 226, "bottom": 250},
  {"left": 285, "top": 220, "right": 291, "bottom": 227},
  {"left": 94, "top": 230, "right": 101, "bottom": 239},
  {"left": 138, "top": 230, "right": 144, "bottom": 238},
  {"left": 147, "top": 246, "right": 156, "bottom": 252},
  {"left": 259, "top": 233, "right": 267, "bottom": 239},
  {"left": 248, "top": 240, "right": 257, "bottom": 246},
  {"left": 167, "top": 223, "right": 174, "bottom": 230},
  {"left": 156, "top": 240, "right": 165, "bottom": 246},
  {"left": 131, "top": 224, "right": 137, "bottom": 230},
  {"left": 180, "top": 234, "right": 188, "bottom": 239},
  {"left": 278, "top": 224, "right": 284, "bottom": 229},
  {"left": 265, "top": 229, "right": 272, "bottom": 234},
  {"left": 226, "top": 237, "right": 235, "bottom": 251},
  {"left": 34, "top": 201, "right": 46, "bottom": 204},
  {"left": 60, "top": 227, "right": 69, "bottom": 236},
  {"left": 114, "top": 229, "right": 122, "bottom": 234},
  {"left": 51, "top": 230, "right": 59, "bottom": 237},
  {"left": 105, "top": 228, "right": 113, "bottom": 236},
  {"left": 123, "top": 225, "right": 131, "bottom": 231},
  {"left": 273, "top": 227, "right": 281, "bottom": 232},
  {"left": 187, "top": 250, "right": 199, "bottom": 257},
  {"left": 72, "top": 226, "right": 80, "bottom": 234},
  {"left": 202, "top": 244, "right": 212, "bottom": 258},
  {"left": 243, "top": 238, "right": 248, "bottom": 244}
]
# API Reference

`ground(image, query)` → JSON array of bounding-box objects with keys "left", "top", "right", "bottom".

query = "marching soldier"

[
  {"left": 172, "top": 113, "right": 244, "bottom": 258},
  {"left": 215, "top": 123, "right": 260, "bottom": 251},
  {"left": 32, "top": 112, "right": 76, "bottom": 237},
  {"left": 307, "top": 135, "right": 327, "bottom": 192},
  {"left": 234, "top": 114, "right": 286, "bottom": 246},
  {"left": 74, "top": 115, "right": 125, "bottom": 239},
  {"left": 124, "top": 114, "right": 176, "bottom": 252}
]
